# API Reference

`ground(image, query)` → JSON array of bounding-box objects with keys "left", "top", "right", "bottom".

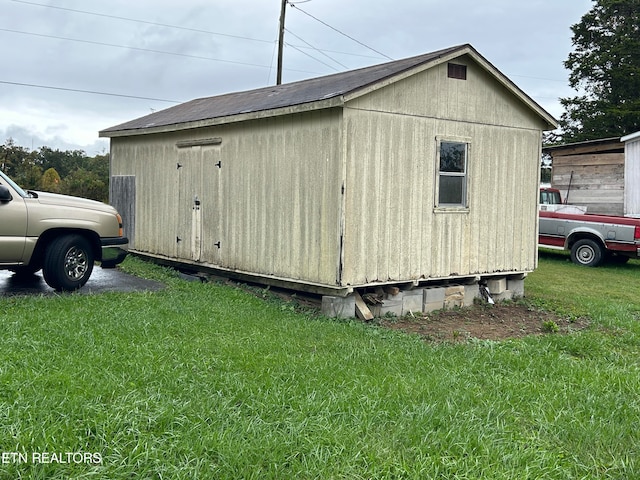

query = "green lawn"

[{"left": 1, "top": 253, "right": 639, "bottom": 479}]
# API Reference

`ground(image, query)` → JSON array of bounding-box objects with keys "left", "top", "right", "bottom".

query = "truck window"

[{"left": 540, "top": 190, "right": 561, "bottom": 205}]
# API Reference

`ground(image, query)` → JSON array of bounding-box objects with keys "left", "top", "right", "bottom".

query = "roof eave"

[
  {"left": 99, "top": 96, "right": 345, "bottom": 138},
  {"left": 621, "top": 130, "right": 640, "bottom": 143}
]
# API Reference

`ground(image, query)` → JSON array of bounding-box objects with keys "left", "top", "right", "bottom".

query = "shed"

[
  {"left": 543, "top": 137, "right": 625, "bottom": 215},
  {"left": 101, "top": 44, "right": 556, "bottom": 314},
  {"left": 622, "top": 131, "right": 640, "bottom": 217}
]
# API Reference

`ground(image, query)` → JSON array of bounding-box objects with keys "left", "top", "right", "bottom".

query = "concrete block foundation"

[
  {"left": 321, "top": 295, "right": 356, "bottom": 318},
  {"left": 321, "top": 275, "right": 521, "bottom": 318}
]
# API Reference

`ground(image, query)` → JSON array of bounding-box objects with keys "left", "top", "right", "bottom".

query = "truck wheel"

[
  {"left": 43, "top": 234, "right": 94, "bottom": 291},
  {"left": 570, "top": 239, "right": 604, "bottom": 267}
]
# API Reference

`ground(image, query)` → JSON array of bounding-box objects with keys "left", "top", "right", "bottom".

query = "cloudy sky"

[{"left": 1, "top": 0, "right": 593, "bottom": 154}]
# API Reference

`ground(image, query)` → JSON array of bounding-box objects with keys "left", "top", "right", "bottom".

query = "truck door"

[{"left": 0, "top": 186, "right": 28, "bottom": 263}]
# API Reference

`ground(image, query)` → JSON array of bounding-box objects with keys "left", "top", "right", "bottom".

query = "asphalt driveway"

[{"left": 0, "top": 267, "right": 165, "bottom": 296}]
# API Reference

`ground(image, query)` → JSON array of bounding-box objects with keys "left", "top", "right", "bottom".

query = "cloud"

[{"left": 1, "top": 0, "right": 592, "bottom": 152}]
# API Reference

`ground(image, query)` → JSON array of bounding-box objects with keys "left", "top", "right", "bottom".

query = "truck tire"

[
  {"left": 570, "top": 238, "right": 604, "bottom": 267},
  {"left": 43, "top": 234, "right": 94, "bottom": 291}
]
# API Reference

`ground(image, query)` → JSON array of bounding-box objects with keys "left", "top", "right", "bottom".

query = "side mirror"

[{"left": 0, "top": 184, "right": 13, "bottom": 203}]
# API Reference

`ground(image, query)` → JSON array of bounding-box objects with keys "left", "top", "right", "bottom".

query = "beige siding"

[
  {"left": 111, "top": 109, "right": 344, "bottom": 286},
  {"left": 347, "top": 55, "right": 543, "bottom": 131},
  {"left": 111, "top": 137, "right": 179, "bottom": 257},
  {"left": 110, "top": 53, "right": 547, "bottom": 291},
  {"left": 341, "top": 71, "right": 543, "bottom": 286}
]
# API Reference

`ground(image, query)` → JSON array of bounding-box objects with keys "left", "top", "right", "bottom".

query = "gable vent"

[{"left": 448, "top": 63, "right": 467, "bottom": 80}]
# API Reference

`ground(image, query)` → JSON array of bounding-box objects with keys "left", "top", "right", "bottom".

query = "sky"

[{"left": 1, "top": 0, "right": 594, "bottom": 155}]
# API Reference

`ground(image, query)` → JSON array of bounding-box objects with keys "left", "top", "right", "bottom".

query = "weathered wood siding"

[
  {"left": 549, "top": 141, "right": 625, "bottom": 216},
  {"left": 341, "top": 58, "right": 543, "bottom": 285},
  {"left": 625, "top": 135, "right": 640, "bottom": 217},
  {"left": 110, "top": 109, "right": 344, "bottom": 286}
]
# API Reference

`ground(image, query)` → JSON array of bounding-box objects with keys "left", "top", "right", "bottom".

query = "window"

[
  {"left": 447, "top": 63, "right": 467, "bottom": 80},
  {"left": 437, "top": 141, "right": 468, "bottom": 207}
]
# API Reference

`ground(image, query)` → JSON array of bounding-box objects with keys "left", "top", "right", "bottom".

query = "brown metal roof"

[{"left": 100, "top": 44, "right": 469, "bottom": 135}]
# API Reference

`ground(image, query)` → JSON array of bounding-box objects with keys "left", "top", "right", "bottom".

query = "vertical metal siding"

[
  {"left": 111, "top": 109, "right": 344, "bottom": 287},
  {"left": 214, "top": 111, "right": 342, "bottom": 284},
  {"left": 109, "top": 55, "right": 546, "bottom": 290},
  {"left": 625, "top": 138, "right": 640, "bottom": 217},
  {"left": 111, "top": 139, "right": 180, "bottom": 256},
  {"left": 340, "top": 59, "right": 543, "bottom": 286}
]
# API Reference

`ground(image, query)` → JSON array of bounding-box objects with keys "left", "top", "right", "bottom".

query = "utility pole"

[{"left": 276, "top": 0, "right": 287, "bottom": 85}]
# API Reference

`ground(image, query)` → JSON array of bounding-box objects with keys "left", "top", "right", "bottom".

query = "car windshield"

[{"left": 0, "top": 170, "right": 29, "bottom": 198}]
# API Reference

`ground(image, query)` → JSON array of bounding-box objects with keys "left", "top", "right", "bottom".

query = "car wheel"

[
  {"left": 43, "top": 234, "right": 94, "bottom": 291},
  {"left": 570, "top": 238, "right": 604, "bottom": 267}
]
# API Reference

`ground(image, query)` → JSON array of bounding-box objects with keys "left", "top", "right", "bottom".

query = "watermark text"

[{"left": 2, "top": 451, "right": 102, "bottom": 465}]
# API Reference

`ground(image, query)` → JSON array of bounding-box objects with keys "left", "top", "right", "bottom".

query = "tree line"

[{"left": 0, "top": 138, "right": 109, "bottom": 202}]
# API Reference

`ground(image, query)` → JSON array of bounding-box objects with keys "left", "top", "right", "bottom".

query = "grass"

[{"left": 1, "top": 254, "right": 640, "bottom": 479}]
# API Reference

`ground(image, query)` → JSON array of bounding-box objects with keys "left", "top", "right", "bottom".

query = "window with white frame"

[{"left": 437, "top": 140, "right": 468, "bottom": 207}]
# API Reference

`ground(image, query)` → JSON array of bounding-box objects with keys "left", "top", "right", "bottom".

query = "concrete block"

[
  {"left": 464, "top": 284, "right": 480, "bottom": 306},
  {"left": 487, "top": 277, "right": 507, "bottom": 295},
  {"left": 507, "top": 277, "right": 525, "bottom": 297},
  {"left": 423, "top": 301, "right": 445, "bottom": 313},
  {"left": 424, "top": 287, "right": 446, "bottom": 303},
  {"left": 423, "top": 287, "right": 445, "bottom": 312},
  {"left": 380, "top": 297, "right": 403, "bottom": 317},
  {"left": 402, "top": 289, "right": 424, "bottom": 315},
  {"left": 321, "top": 295, "right": 356, "bottom": 318},
  {"left": 493, "top": 290, "right": 514, "bottom": 302},
  {"left": 444, "top": 285, "right": 465, "bottom": 309}
]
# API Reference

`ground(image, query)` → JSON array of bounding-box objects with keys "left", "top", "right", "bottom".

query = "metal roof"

[
  {"left": 542, "top": 137, "right": 624, "bottom": 153},
  {"left": 100, "top": 43, "right": 556, "bottom": 136}
]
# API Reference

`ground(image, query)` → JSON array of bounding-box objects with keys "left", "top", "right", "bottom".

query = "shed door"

[
  {"left": 199, "top": 145, "right": 223, "bottom": 265},
  {"left": 176, "top": 145, "right": 222, "bottom": 264},
  {"left": 177, "top": 149, "right": 203, "bottom": 261}
]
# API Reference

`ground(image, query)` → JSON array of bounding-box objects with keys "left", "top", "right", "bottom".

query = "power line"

[
  {"left": 284, "top": 41, "right": 341, "bottom": 72},
  {"left": 285, "top": 28, "right": 348, "bottom": 70},
  {"left": 289, "top": 3, "right": 393, "bottom": 61},
  {"left": 0, "top": 80, "right": 181, "bottom": 103},
  {"left": 9, "top": 0, "right": 383, "bottom": 62},
  {"left": 9, "top": 0, "right": 271, "bottom": 45},
  {"left": 0, "top": 27, "right": 322, "bottom": 75}
]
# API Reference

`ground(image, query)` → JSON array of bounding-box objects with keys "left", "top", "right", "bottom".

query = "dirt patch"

[
  {"left": 376, "top": 302, "right": 589, "bottom": 343},
  {"left": 231, "top": 280, "right": 589, "bottom": 343}
]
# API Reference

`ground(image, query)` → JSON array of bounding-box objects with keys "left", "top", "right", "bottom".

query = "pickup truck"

[
  {"left": 0, "top": 170, "right": 128, "bottom": 291},
  {"left": 539, "top": 187, "right": 640, "bottom": 266}
]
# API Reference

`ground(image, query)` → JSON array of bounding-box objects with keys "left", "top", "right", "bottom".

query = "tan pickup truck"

[{"left": 0, "top": 170, "right": 128, "bottom": 291}]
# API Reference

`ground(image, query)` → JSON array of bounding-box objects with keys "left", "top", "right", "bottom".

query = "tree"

[
  {"left": 41, "top": 167, "right": 62, "bottom": 193},
  {"left": 0, "top": 138, "right": 41, "bottom": 188},
  {"left": 557, "top": 0, "right": 640, "bottom": 143},
  {"left": 1, "top": 140, "right": 110, "bottom": 202}
]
